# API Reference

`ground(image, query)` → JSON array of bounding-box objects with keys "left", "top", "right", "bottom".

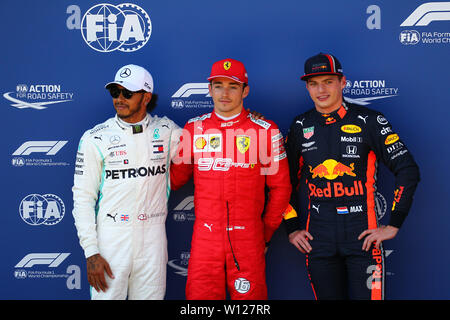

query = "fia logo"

[
  {"left": 399, "top": 30, "right": 420, "bottom": 45},
  {"left": 67, "top": 4, "right": 152, "bottom": 53},
  {"left": 19, "top": 194, "right": 65, "bottom": 226}
]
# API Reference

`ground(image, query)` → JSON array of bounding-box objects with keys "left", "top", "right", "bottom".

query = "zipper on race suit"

[{"left": 226, "top": 201, "right": 240, "bottom": 271}]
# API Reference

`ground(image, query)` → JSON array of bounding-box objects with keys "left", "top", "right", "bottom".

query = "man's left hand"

[
  {"left": 247, "top": 108, "right": 264, "bottom": 120},
  {"left": 358, "top": 225, "right": 399, "bottom": 251}
]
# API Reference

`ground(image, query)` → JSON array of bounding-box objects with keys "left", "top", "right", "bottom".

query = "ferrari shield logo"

[
  {"left": 236, "top": 135, "right": 250, "bottom": 154},
  {"left": 223, "top": 61, "right": 231, "bottom": 70}
]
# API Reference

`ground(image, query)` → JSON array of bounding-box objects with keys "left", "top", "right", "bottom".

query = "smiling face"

[
  {"left": 305, "top": 74, "right": 346, "bottom": 114},
  {"left": 209, "top": 77, "right": 249, "bottom": 117}
]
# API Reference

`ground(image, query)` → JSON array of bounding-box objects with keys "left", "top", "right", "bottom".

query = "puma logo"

[
  {"left": 358, "top": 115, "right": 368, "bottom": 124},
  {"left": 296, "top": 118, "right": 305, "bottom": 126},
  {"left": 203, "top": 223, "right": 213, "bottom": 232},
  {"left": 312, "top": 204, "right": 320, "bottom": 214}
]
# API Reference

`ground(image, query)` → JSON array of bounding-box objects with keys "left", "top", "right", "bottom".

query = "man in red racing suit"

[{"left": 170, "top": 58, "right": 291, "bottom": 299}]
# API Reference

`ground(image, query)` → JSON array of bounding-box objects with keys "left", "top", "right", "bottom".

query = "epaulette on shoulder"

[
  {"left": 248, "top": 114, "right": 271, "bottom": 130},
  {"left": 187, "top": 113, "right": 212, "bottom": 123},
  {"left": 88, "top": 123, "right": 110, "bottom": 135}
]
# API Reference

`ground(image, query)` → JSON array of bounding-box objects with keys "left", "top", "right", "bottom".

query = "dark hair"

[
  {"left": 146, "top": 93, "right": 158, "bottom": 112},
  {"left": 209, "top": 80, "right": 248, "bottom": 91},
  {"left": 306, "top": 74, "right": 344, "bottom": 83}
]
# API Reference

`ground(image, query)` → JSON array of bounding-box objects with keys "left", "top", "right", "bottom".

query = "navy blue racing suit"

[{"left": 284, "top": 101, "right": 420, "bottom": 300}]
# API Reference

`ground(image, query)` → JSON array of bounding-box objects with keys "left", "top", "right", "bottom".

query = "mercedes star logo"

[{"left": 120, "top": 68, "right": 131, "bottom": 78}]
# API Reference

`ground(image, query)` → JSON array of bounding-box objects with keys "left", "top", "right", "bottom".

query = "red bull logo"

[
  {"left": 309, "top": 159, "right": 356, "bottom": 180},
  {"left": 309, "top": 180, "right": 364, "bottom": 198},
  {"left": 369, "top": 247, "right": 384, "bottom": 300},
  {"left": 308, "top": 159, "right": 363, "bottom": 198}
]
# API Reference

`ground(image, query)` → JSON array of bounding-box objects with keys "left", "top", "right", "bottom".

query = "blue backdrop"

[{"left": 1, "top": 0, "right": 448, "bottom": 300}]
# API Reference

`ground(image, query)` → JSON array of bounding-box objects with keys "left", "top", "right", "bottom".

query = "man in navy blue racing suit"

[{"left": 284, "top": 53, "right": 420, "bottom": 300}]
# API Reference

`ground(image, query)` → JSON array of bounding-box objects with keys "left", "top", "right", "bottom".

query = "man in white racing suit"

[{"left": 72, "top": 64, "right": 181, "bottom": 299}]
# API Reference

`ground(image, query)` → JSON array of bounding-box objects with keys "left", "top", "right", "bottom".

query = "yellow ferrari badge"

[
  {"left": 223, "top": 61, "right": 231, "bottom": 70},
  {"left": 236, "top": 135, "right": 250, "bottom": 154}
]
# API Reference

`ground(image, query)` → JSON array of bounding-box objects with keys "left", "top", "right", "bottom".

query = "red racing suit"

[{"left": 170, "top": 109, "right": 291, "bottom": 300}]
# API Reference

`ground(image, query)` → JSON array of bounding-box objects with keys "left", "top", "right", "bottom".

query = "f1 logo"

[
  {"left": 12, "top": 141, "right": 68, "bottom": 156},
  {"left": 171, "top": 83, "right": 211, "bottom": 98},
  {"left": 15, "top": 253, "right": 70, "bottom": 268},
  {"left": 401, "top": 2, "right": 450, "bottom": 26}
]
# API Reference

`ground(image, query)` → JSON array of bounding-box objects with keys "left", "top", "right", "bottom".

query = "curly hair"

[{"left": 146, "top": 93, "right": 158, "bottom": 112}]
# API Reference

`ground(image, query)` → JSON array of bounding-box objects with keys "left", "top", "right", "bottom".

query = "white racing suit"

[{"left": 72, "top": 113, "right": 181, "bottom": 299}]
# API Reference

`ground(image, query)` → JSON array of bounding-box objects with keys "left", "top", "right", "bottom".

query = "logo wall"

[
  {"left": 343, "top": 80, "right": 399, "bottom": 106},
  {"left": 3, "top": 84, "right": 74, "bottom": 110},
  {"left": 19, "top": 194, "right": 65, "bottom": 226},
  {"left": 168, "top": 251, "right": 190, "bottom": 276},
  {"left": 14, "top": 253, "right": 81, "bottom": 290},
  {"left": 74, "top": 3, "right": 152, "bottom": 53},
  {"left": 399, "top": 2, "right": 450, "bottom": 45},
  {"left": 171, "top": 83, "right": 213, "bottom": 109},
  {"left": 12, "top": 141, "right": 70, "bottom": 167},
  {"left": 172, "top": 196, "right": 195, "bottom": 222}
]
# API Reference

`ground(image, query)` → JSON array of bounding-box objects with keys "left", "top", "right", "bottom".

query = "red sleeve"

[
  {"left": 170, "top": 123, "right": 194, "bottom": 190},
  {"left": 261, "top": 123, "right": 292, "bottom": 243}
]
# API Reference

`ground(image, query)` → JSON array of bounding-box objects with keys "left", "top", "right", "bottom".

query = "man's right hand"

[
  {"left": 86, "top": 254, "right": 114, "bottom": 292},
  {"left": 288, "top": 230, "right": 314, "bottom": 254}
]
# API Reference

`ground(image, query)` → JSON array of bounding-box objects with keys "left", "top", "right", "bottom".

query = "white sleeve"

[{"left": 72, "top": 133, "right": 103, "bottom": 258}]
